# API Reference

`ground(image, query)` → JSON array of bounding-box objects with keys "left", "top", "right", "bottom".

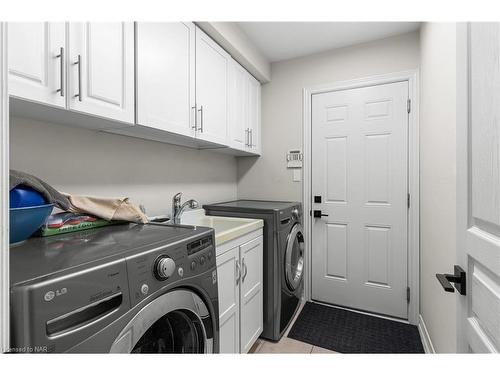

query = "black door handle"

[
  {"left": 436, "top": 265, "right": 466, "bottom": 295},
  {"left": 313, "top": 210, "right": 328, "bottom": 218}
]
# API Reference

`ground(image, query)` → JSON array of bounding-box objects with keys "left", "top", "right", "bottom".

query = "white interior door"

[
  {"left": 68, "top": 22, "right": 134, "bottom": 124},
  {"left": 456, "top": 23, "right": 500, "bottom": 353},
  {"left": 8, "top": 22, "right": 66, "bottom": 108},
  {"left": 311, "top": 81, "right": 409, "bottom": 319},
  {"left": 136, "top": 22, "right": 195, "bottom": 137}
]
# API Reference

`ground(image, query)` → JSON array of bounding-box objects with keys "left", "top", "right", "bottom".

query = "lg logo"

[{"left": 44, "top": 288, "right": 67, "bottom": 302}]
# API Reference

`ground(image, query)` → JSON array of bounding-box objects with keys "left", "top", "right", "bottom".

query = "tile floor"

[{"left": 249, "top": 302, "right": 337, "bottom": 354}]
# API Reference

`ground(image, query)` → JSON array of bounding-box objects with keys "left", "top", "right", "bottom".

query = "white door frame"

[
  {"left": 0, "top": 22, "right": 10, "bottom": 352},
  {"left": 302, "top": 70, "right": 420, "bottom": 324}
]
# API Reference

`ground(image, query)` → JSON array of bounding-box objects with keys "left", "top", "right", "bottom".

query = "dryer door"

[
  {"left": 284, "top": 223, "right": 304, "bottom": 291},
  {"left": 110, "top": 289, "right": 213, "bottom": 353}
]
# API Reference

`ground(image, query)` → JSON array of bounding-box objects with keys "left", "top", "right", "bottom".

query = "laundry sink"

[{"left": 181, "top": 210, "right": 263, "bottom": 246}]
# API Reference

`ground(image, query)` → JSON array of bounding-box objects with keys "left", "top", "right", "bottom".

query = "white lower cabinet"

[{"left": 216, "top": 231, "right": 263, "bottom": 353}]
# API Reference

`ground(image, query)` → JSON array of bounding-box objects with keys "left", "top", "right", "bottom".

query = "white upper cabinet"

[
  {"left": 8, "top": 22, "right": 66, "bottom": 108},
  {"left": 247, "top": 75, "right": 261, "bottom": 155},
  {"left": 68, "top": 22, "right": 134, "bottom": 124},
  {"left": 228, "top": 58, "right": 262, "bottom": 155},
  {"left": 136, "top": 22, "right": 195, "bottom": 137},
  {"left": 195, "top": 26, "right": 229, "bottom": 145},
  {"left": 228, "top": 59, "right": 248, "bottom": 151},
  {"left": 8, "top": 22, "right": 262, "bottom": 155}
]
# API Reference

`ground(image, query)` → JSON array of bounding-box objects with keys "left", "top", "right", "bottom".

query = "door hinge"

[
  {"left": 407, "top": 98, "right": 411, "bottom": 114},
  {"left": 407, "top": 193, "right": 411, "bottom": 209},
  {"left": 407, "top": 287, "right": 411, "bottom": 303}
]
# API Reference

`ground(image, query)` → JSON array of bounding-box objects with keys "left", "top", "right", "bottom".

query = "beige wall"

[
  {"left": 419, "top": 23, "right": 457, "bottom": 353},
  {"left": 10, "top": 117, "right": 237, "bottom": 216},
  {"left": 237, "top": 31, "right": 420, "bottom": 201}
]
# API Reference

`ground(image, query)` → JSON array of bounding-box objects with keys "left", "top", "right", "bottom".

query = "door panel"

[
  {"left": 68, "top": 22, "right": 134, "bottom": 124},
  {"left": 311, "top": 81, "right": 409, "bottom": 319},
  {"left": 228, "top": 59, "right": 248, "bottom": 150},
  {"left": 457, "top": 23, "right": 500, "bottom": 353},
  {"left": 239, "top": 236, "right": 263, "bottom": 353},
  {"left": 216, "top": 246, "right": 240, "bottom": 353},
  {"left": 195, "top": 27, "right": 229, "bottom": 145},
  {"left": 8, "top": 22, "right": 66, "bottom": 107},
  {"left": 248, "top": 74, "right": 261, "bottom": 153},
  {"left": 136, "top": 22, "right": 195, "bottom": 137}
]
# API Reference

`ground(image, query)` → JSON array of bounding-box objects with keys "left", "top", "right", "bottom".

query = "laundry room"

[{"left": 0, "top": 1, "right": 499, "bottom": 374}]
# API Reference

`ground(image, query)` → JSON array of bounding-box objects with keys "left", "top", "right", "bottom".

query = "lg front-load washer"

[
  {"left": 10, "top": 223, "right": 219, "bottom": 353},
  {"left": 204, "top": 200, "right": 304, "bottom": 341}
]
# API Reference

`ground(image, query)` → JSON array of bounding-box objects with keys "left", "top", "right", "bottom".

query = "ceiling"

[{"left": 237, "top": 22, "right": 420, "bottom": 63}]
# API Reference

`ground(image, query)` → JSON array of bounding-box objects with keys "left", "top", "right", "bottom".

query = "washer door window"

[
  {"left": 110, "top": 289, "right": 214, "bottom": 353},
  {"left": 285, "top": 224, "right": 304, "bottom": 291}
]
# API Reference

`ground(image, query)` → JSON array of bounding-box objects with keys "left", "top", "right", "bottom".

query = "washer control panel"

[{"left": 126, "top": 233, "right": 215, "bottom": 307}]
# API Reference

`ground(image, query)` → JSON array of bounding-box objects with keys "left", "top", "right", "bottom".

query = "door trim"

[
  {"left": 0, "top": 22, "right": 9, "bottom": 353},
  {"left": 455, "top": 22, "right": 468, "bottom": 353},
  {"left": 302, "top": 70, "right": 420, "bottom": 324}
]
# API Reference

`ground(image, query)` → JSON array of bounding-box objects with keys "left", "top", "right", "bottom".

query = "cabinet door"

[
  {"left": 195, "top": 27, "right": 229, "bottom": 145},
  {"left": 216, "top": 246, "right": 240, "bottom": 353},
  {"left": 239, "top": 235, "right": 263, "bottom": 353},
  {"left": 136, "top": 22, "right": 195, "bottom": 137},
  {"left": 68, "top": 22, "right": 134, "bottom": 124},
  {"left": 247, "top": 74, "right": 261, "bottom": 154},
  {"left": 228, "top": 59, "right": 248, "bottom": 151},
  {"left": 8, "top": 22, "right": 66, "bottom": 108}
]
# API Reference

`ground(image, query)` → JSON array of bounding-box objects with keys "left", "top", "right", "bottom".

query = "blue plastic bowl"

[
  {"left": 10, "top": 204, "right": 54, "bottom": 244},
  {"left": 10, "top": 186, "right": 47, "bottom": 208}
]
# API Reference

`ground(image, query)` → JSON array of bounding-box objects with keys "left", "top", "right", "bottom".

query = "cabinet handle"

[
  {"left": 73, "top": 54, "right": 82, "bottom": 102},
  {"left": 236, "top": 260, "right": 241, "bottom": 285},
  {"left": 250, "top": 129, "right": 253, "bottom": 148},
  {"left": 191, "top": 106, "right": 197, "bottom": 129},
  {"left": 245, "top": 128, "right": 249, "bottom": 146},
  {"left": 242, "top": 258, "right": 248, "bottom": 283},
  {"left": 56, "top": 47, "right": 64, "bottom": 97},
  {"left": 197, "top": 105, "right": 204, "bottom": 132}
]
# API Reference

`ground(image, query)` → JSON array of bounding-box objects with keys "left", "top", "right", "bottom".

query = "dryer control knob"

[
  {"left": 292, "top": 208, "right": 300, "bottom": 220},
  {"left": 155, "top": 256, "right": 176, "bottom": 280}
]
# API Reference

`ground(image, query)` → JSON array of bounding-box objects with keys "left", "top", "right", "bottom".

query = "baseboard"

[{"left": 418, "top": 314, "right": 435, "bottom": 353}]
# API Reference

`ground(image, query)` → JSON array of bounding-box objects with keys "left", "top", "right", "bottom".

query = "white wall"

[
  {"left": 419, "top": 23, "right": 457, "bottom": 353},
  {"left": 237, "top": 31, "right": 420, "bottom": 201},
  {"left": 10, "top": 116, "right": 237, "bottom": 216},
  {"left": 197, "top": 22, "right": 271, "bottom": 83}
]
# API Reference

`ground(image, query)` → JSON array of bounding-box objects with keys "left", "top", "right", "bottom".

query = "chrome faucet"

[{"left": 172, "top": 192, "right": 199, "bottom": 224}]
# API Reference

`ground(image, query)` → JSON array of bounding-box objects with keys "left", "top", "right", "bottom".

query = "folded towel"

[
  {"left": 63, "top": 194, "right": 148, "bottom": 224},
  {"left": 10, "top": 170, "right": 70, "bottom": 210}
]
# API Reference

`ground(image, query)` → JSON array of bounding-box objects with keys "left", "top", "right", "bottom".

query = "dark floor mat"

[{"left": 288, "top": 302, "right": 424, "bottom": 353}]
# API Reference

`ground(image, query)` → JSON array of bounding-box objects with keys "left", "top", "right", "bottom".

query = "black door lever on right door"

[
  {"left": 313, "top": 210, "right": 328, "bottom": 218},
  {"left": 436, "top": 265, "right": 466, "bottom": 295}
]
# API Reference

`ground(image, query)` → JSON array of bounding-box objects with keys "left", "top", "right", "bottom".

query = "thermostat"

[{"left": 286, "top": 150, "right": 303, "bottom": 169}]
